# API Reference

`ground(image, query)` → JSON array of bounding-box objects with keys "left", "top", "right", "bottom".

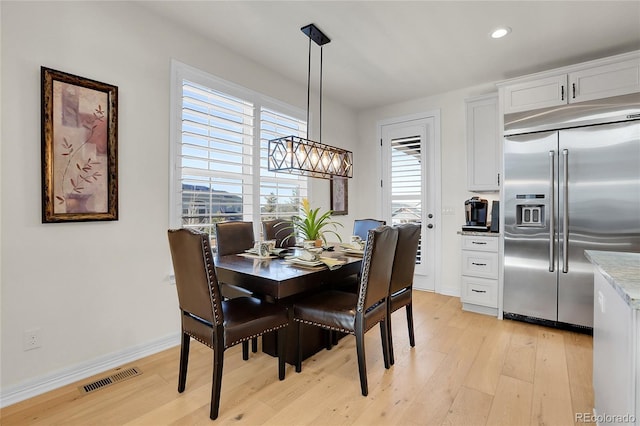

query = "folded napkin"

[{"left": 319, "top": 256, "right": 346, "bottom": 270}]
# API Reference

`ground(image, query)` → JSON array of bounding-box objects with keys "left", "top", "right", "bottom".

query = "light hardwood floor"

[{"left": 1, "top": 291, "right": 594, "bottom": 425}]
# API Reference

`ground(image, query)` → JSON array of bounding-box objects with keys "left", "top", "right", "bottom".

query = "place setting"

[
  {"left": 238, "top": 240, "right": 279, "bottom": 259},
  {"left": 337, "top": 235, "right": 366, "bottom": 256},
  {"left": 283, "top": 248, "right": 347, "bottom": 270}
]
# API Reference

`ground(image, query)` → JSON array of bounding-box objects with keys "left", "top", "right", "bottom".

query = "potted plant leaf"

[{"left": 279, "top": 198, "right": 343, "bottom": 247}]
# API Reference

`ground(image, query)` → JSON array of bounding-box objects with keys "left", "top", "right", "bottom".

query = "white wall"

[
  {"left": 0, "top": 1, "right": 356, "bottom": 402},
  {"left": 356, "top": 84, "right": 499, "bottom": 296}
]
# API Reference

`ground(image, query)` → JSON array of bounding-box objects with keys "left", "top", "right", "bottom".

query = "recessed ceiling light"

[{"left": 491, "top": 27, "right": 511, "bottom": 39}]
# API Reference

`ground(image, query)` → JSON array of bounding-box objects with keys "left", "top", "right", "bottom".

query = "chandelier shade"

[
  {"left": 269, "top": 135, "right": 353, "bottom": 179},
  {"left": 267, "top": 23, "right": 353, "bottom": 180}
]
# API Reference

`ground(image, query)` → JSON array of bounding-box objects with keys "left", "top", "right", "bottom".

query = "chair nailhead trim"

[
  {"left": 293, "top": 318, "right": 355, "bottom": 335},
  {"left": 294, "top": 317, "right": 382, "bottom": 334},
  {"left": 225, "top": 323, "right": 288, "bottom": 348},
  {"left": 186, "top": 321, "right": 288, "bottom": 350}
]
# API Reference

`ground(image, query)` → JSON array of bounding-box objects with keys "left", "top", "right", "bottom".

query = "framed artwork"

[
  {"left": 41, "top": 67, "right": 118, "bottom": 223},
  {"left": 330, "top": 177, "right": 348, "bottom": 215}
]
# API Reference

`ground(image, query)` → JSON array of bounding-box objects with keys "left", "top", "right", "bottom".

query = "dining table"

[{"left": 214, "top": 246, "right": 363, "bottom": 363}]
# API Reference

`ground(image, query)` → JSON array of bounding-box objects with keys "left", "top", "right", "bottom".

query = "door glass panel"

[{"left": 390, "top": 135, "right": 423, "bottom": 265}]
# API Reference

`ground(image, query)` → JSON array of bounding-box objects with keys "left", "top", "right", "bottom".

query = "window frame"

[{"left": 169, "top": 60, "right": 308, "bottom": 237}]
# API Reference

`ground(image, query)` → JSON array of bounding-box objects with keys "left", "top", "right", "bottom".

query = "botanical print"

[
  {"left": 331, "top": 177, "right": 348, "bottom": 215},
  {"left": 52, "top": 81, "right": 108, "bottom": 214}
]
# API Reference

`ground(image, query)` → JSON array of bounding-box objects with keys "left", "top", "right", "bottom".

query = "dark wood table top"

[{"left": 214, "top": 249, "right": 362, "bottom": 300}]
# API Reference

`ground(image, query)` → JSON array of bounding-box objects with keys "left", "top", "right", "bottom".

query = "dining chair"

[
  {"left": 262, "top": 219, "right": 296, "bottom": 248},
  {"left": 333, "top": 219, "right": 387, "bottom": 294},
  {"left": 167, "top": 228, "right": 289, "bottom": 420},
  {"left": 214, "top": 220, "right": 259, "bottom": 356},
  {"left": 352, "top": 218, "right": 386, "bottom": 241},
  {"left": 293, "top": 226, "right": 398, "bottom": 396},
  {"left": 214, "top": 220, "right": 255, "bottom": 256},
  {"left": 387, "top": 223, "right": 421, "bottom": 365}
]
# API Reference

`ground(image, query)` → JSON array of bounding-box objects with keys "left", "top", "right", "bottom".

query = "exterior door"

[{"left": 381, "top": 116, "right": 437, "bottom": 291}]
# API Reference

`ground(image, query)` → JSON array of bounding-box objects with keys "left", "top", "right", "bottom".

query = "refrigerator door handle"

[
  {"left": 549, "top": 150, "right": 555, "bottom": 272},
  {"left": 562, "top": 149, "right": 569, "bottom": 273}
]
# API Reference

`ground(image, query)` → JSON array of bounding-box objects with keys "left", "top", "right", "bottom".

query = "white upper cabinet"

[
  {"left": 503, "top": 75, "right": 567, "bottom": 114},
  {"left": 466, "top": 93, "right": 500, "bottom": 191},
  {"left": 569, "top": 58, "right": 640, "bottom": 103},
  {"left": 500, "top": 51, "right": 640, "bottom": 114}
]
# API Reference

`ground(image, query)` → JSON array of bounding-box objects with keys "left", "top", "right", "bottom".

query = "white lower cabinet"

[
  {"left": 593, "top": 269, "right": 638, "bottom": 424},
  {"left": 460, "top": 234, "right": 499, "bottom": 316}
]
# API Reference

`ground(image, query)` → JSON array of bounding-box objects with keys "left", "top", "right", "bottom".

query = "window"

[{"left": 170, "top": 61, "right": 308, "bottom": 245}]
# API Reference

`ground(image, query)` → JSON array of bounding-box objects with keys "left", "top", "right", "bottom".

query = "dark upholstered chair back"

[
  {"left": 168, "top": 228, "right": 223, "bottom": 327},
  {"left": 168, "top": 228, "right": 289, "bottom": 420},
  {"left": 262, "top": 219, "right": 295, "bottom": 247},
  {"left": 358, "top": 226, "right": 398, "bottom": 313},
  {"left": 353, "top": 219, "right": 386, "bottom": 241},
  {"left": 215, "top": 221, "right": 255, "bottom": 256},
  {"left": 389, "top": 223, "right": 421, "bottom": 295}
]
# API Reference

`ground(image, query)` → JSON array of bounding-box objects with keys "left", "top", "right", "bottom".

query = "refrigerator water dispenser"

[{"left": 516, "top": 204, "right": 544, "bottom": 227}]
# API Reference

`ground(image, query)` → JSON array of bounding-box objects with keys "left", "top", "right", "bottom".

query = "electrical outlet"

[{"left": 23, "top": 328, "right": 42, "bottom": 351}]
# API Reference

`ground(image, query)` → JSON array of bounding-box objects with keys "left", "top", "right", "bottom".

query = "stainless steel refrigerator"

[{"left": 503, "top": 93, "right": 640, "bottom": 330}]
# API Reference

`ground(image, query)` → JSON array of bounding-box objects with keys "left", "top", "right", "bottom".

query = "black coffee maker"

[{"left": 464, "top": 196, "right": 488, "bottom": 229}]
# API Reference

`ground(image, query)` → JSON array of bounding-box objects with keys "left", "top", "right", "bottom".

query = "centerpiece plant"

[{"left": 281, "top": 198, "right": 343, "bottom": 247}]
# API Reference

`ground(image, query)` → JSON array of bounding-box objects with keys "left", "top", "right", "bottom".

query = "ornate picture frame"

[
  {"left": 330, "top": 177, "right": 348, "bottom": 215},
  {"left": 41, "top": 67, "right": 118, "bottom": 223}
]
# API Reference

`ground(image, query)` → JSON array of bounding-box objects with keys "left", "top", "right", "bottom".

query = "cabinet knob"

[{"left": 427, "top": 224, "right": 434, "bottom": 229}]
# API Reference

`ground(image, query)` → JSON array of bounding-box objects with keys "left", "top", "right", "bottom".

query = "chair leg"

[
  {"left": 252, "top": 336, "right": 258, "bottom": 353},
  {"left": 296, "top": 321, "right": 303, "bottom": 373},
  {"left": 178, "top": 332, "right": 190, "bottom": 392},
  {"left": 388, "top": 311, "right": 395, "bottom": 366},
  {"left": 406, "top": 303, "right": 415, "bottom": 347},
  {"left": 379, "top": 321, "right": 390, "bottom": 369},
  {"left": 325, "top": 330, "right": 333, "bottom": 350},
  {"left": 210, "top": 336, "right": 225, "bottom": 420},
  {"left": 355, "top": 331, "right": 368, "bottom": 396},
  {"left": 242, "top": 340, "right": 249, "bottom": 360},
  {"left": 277, "top": 327, "right": 286, "bottom": 380}
]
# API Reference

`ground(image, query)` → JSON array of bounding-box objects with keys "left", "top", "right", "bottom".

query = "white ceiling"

[{"left": 138, "top": 1, "right": 640, "bottom": 111}]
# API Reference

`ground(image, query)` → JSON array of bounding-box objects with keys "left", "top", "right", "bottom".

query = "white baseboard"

[
  {"left": 0, "top": 333, "right": 180, "bottom": 408},
  {"left": 437, "top": 287, "right": 461, "bottom": 297}
]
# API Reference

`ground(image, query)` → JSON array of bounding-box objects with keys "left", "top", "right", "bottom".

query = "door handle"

[
  {"left": 562, "top": 149, "right": 569, "bottom": 273},
  {"left": 549, "top": 150, "right": 555, "bottom": 272}
]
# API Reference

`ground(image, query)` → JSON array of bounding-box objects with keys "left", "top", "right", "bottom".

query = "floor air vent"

[{"left": 79, "top": 367, "right": 142, "bottom": 394}]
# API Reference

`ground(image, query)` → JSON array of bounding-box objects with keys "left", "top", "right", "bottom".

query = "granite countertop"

[{"left": 584, "top": 250, "right": 640, "bottom": 309}]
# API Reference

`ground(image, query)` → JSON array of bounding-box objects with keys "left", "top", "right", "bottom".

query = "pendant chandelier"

[{"left": 268, "top": 24, "right": 353, "bottom": 180}]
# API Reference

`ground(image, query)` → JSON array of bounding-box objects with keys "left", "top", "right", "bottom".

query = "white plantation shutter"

[
  {"left": 259, "top": 108, "right": 307, "bottom": 219},
  {"left": 170, "top": 61, "right": 307, "bottom": 241},
  {"left": 390, "top": 135, "right": 423, "bottom": 265},
  {"left": 180, "top": 81, "right": 255, "bottom": 227}
]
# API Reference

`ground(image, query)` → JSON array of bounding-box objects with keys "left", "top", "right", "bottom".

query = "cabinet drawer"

[
  {"left": 461, "top": 276, "right": 497, "bottom": 307},
  {"left": 461, "top": 251, "right": 498, "bottom": 278},
  {"left": 461, "top": 236, "right": 498, "bottom": 252}
]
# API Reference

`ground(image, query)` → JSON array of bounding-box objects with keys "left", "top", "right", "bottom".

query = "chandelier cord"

[
  {"left": 306, "top": 36, "right": 311, "bottom": 141},
  {"left": 320, "top": 46, "right": 323, "bottom": 144}
]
